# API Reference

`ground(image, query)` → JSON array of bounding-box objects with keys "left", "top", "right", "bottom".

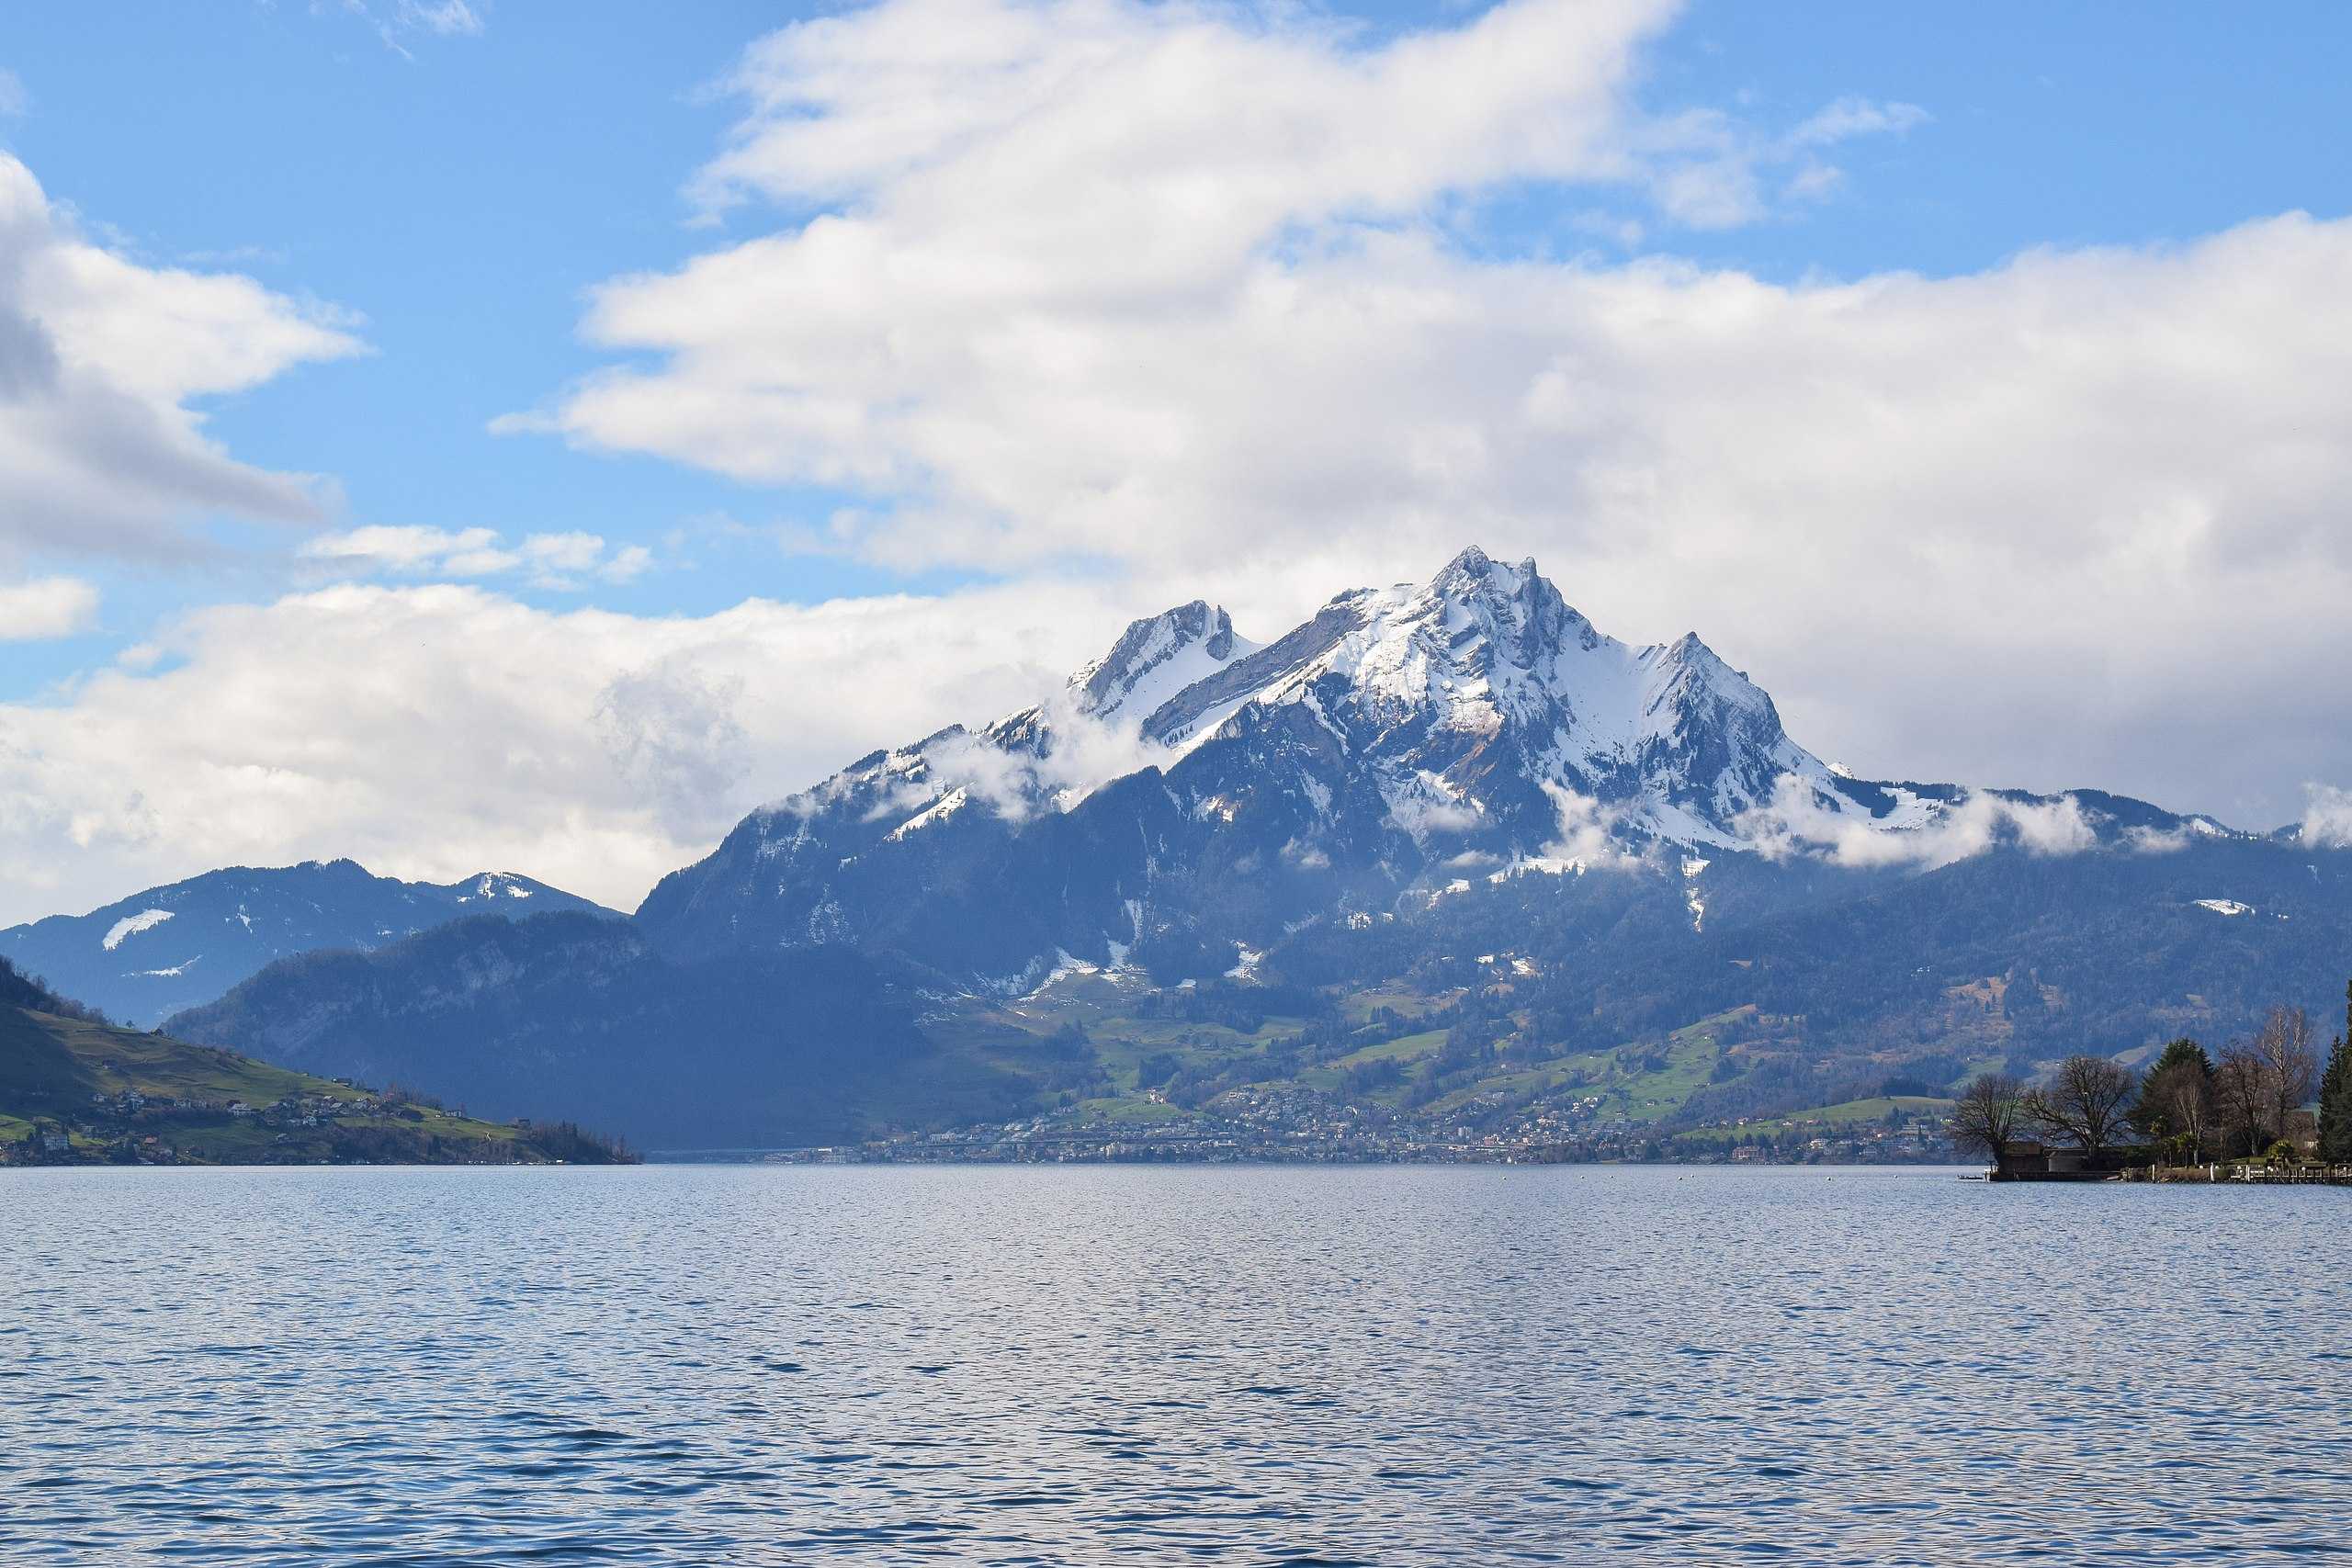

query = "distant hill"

[
  {"left": 0, "top": 956, "right": 630, "bottom": 1166},
  {"left": 1, "top": 859, "right": 617, "bottom": 1026},
  {"left": 167, "top": 912, "right": 1023, "bottom": 1150}
]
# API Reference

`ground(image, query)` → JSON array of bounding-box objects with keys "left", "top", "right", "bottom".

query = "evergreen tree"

[
  {"left": 2130, "top": 1037, "right": 2216, "bottom": 1153},
  {"left": 2320, "top": 979, "right": 2352, "bottom": 1165}
]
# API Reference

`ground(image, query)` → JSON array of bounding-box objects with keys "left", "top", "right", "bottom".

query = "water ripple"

[{"left": 1, "top": 1165, "right": 2346, "bottom": 1562}]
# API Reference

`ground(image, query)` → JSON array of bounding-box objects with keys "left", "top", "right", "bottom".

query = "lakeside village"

[
  {"left": 768, "top": 991, "right": 2352, "bottom": 1174},
  {"left": 6, "top": 1082, "right": 420, "bottom": 1166},
  {"left": 759, "top": 1086, "right": 1955, "bottom": 1167}
]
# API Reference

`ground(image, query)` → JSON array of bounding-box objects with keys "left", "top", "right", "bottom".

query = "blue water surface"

[{"left": 2, "top": 1164, "right": 2346, "bottom": 1563}]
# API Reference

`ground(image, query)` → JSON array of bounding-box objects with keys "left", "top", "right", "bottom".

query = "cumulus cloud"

[
  {"left": 0, "top": 153, "right": 362, "bottom": 564},
  {"left": 0, "top": 579, "right": 1124, "bottom": 925},
  {"left": 1741, "top": 778, "right": 2098, "bottom": 870},
  {"left": 300, "top": 525, "right": 652, "bottom": 588},
  {"left": 2301, "top": 784, "right": 2352, "bottom": 850},
  {"left": 495, "top": 0, "right": 2352, "bottom": 827},
  {"left": 0, "top": 575, "right": 98, "bottom": 640}
]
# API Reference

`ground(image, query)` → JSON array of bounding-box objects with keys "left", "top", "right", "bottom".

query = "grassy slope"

[
  {"left": 920, "top": 965, "right": 1955, "bottom": 1141},
  {"left": 0, "top": 1007, "right": 610, "bottom": 1164},
  {"left": 1670, "top": 1095, "right": 1958, "bottom": 1146},
  {"left": 942, "top": 967, "right": 1785, "bottom": 1128}
]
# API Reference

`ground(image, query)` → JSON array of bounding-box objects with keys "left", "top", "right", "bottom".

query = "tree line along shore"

[{"left": 1948, "top": 982, "right": 2352, "bottom": 1181}]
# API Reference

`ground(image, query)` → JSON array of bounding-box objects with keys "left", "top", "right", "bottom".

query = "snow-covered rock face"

[
  {"left": 1069, "top": 600, "right": 1254, "bottom": 728},
  {"left": 744, "top": 547, "right": 1837, "bottom": 871},
  {"left": 636, "top": 545, "right": 2233, "bottom": 979},
  {"left": 640, "top": 547, "right": 1880, "bottom": 976},
  {"left": 1123, "top": 546, "right": 1838, "bottom": 850}
]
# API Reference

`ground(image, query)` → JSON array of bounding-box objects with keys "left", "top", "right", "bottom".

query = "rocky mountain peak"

[{"left": 1070, "top": 599, "right": 1255, "bottom": 728}]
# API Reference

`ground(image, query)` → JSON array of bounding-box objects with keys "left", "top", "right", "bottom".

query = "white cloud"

[
  {"left": 1633, "top": 96, "right": 1925, "bottom": 229},
  {"left": 1536, "top": 781, "right": 1642, "bottom": 870},
  {"left": 909, "top": 684, "right": 1175, "bottom": 825},
  {"left": 1786, "top": 96, "right": 1929, "bottom": 149},
  {"left": 0, "top": 575, "right": 98, "bottom": 640},
  {"left": 341, "top": 0, "right": 487, "bottom": 58},
  {"left": 300, "top": 525, "right": 653, "bottom": 589},
  {"left": 503, "top": 0, "right": 2352, "bottom": 827},
  {"left": 398, "top": 1, "right": 483, "bottom": 38},
  {"left": 2301, "top": 784, "right": 2352, "bottom": 850},
  {"left": 300, "top": 525, "right": 503, "bottom": 573},
  {"left": 2122, "top": 823, "right": 2193, "bottom": 855},
  {"left": 1740, "top": 778, "right": 2098, "bottom": 870},
  {"left": 0, "top": 153, "right": 362, "bottom": 564},
  {"left": 0, "top": 579, "right": 1125, "bottom": 925}
]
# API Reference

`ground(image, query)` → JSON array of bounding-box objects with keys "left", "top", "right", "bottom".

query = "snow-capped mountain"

[
  {"left": 1102, "top": 547, "right": 1844, "bottom": 847},
  {"left": 2, "top": 860, "right": 616, "bottom": 1025},
  {"left": 171, "top": 547, "right": 2347, "bottom": 1150},
  {"left": 636, "top": 547, "right": 2223, "bottom": 984}
]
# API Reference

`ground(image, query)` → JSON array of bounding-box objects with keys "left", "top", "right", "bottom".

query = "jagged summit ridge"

[
  {"left": 753, "top": 546, "right": 1830, "bottom": 855},
  {"left": 1071, "top": 600, "right": 1254, "bottom": 726},
  {"left": 1086, "top": 545, "right": 1834, "bottom": 847},
  {"left": 636, "top": 548, "right": 1918, "bottom": 978}
]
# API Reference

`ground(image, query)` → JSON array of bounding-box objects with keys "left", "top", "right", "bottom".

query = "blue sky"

[
  {"left": 6, "top": 0, "right": 2344, "bottom": 694},
  {"left": 3, "top": 0, "right": 2349, "bottom": 919}
]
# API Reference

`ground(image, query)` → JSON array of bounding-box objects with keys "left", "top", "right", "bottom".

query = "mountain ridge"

[
  {"left": 2, "top": 859, "right": 618, "bottom": 1026},
  {"left": 633, "top": 546, "right": 2235, "bottom": 988},
  {"left": 156, "top": 547, "right": 2346, "bottom": 1154}
]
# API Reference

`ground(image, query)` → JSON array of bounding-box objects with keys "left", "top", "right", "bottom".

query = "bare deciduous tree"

[
  {"left": 1947, "top": 1072, "right": 2026, "bottom": 1173},
  {"left": 2251, "top": 1005, "right": 2320, "bottom": 1148},
  {"left": 2025, "top": 1055, "right": 2138, "bottom": 1153},
  {"left": 2214, "top": 1043, "right": 2272, "bottom": 1156},
  {"left": 2140, "top": 1055, "right": 2214, "bottom": 1161}
]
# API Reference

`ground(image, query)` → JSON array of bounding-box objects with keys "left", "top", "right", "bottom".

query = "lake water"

[{"left": 2, "top": 1165, "right": 2346, "bottom": 1564}]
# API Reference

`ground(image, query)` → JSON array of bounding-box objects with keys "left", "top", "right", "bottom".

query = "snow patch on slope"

[{"left": 103, "top": 909, "right": 175, "bottom": 951}]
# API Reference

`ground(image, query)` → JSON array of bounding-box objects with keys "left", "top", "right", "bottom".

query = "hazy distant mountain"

[
  {"left": 174, "top": 548, "right": 2351, "bottom": 1150},
  {"left": 167, "top": 912, "right": 1004, "bottom": 1149},
  {"left": 2, "top": 860, "right": 616, "bottom": 1026}
]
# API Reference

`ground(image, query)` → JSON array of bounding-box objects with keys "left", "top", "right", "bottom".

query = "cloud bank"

[
  {"left": 499, "top": 0, "right": 2352, "bottom": 830},
  {"left": 1740, "top": 778, "right": 2098, "bottom": 870},
  {"left": 0, "top": 154, "right": 363, "bottom": 565},
  {"left": 0, "top": 580, "right": 1116, "bottom": 925}
]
